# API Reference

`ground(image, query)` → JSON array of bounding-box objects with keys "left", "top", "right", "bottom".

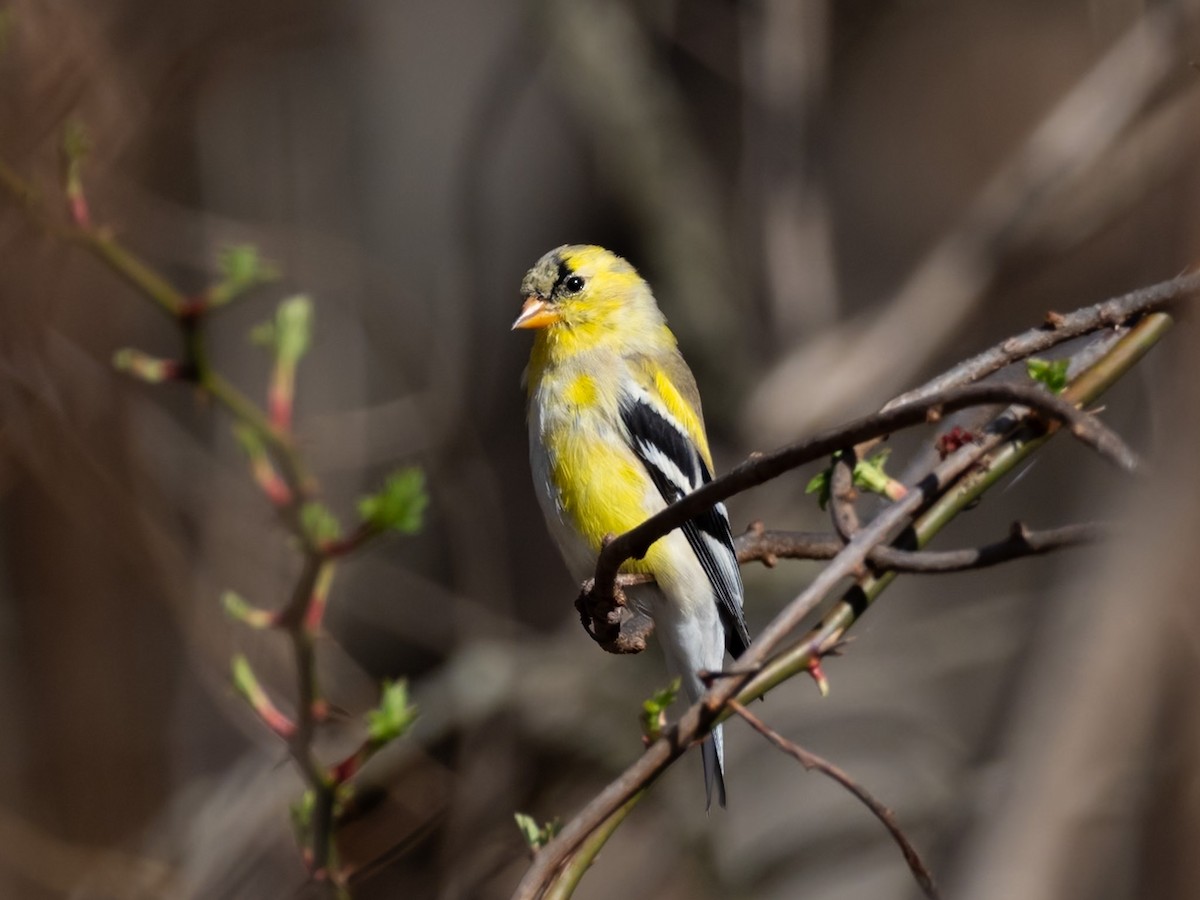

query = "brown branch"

[
  {"left": 514, "top": 314, "right": 1169, "bottom": 900},
  {"left": 516, "top": 390, "right": 1070, "bottom": 898},
  {"left": 736, "top": 521, "right": 1109, "bottom": 573},
  {"left": 828, "top": 451, "right": 861, "bottom": 543},
  {"left": 727, "top": 699, "right": 940, "bottom": 900},
  {"left": 883, "top": 270, "right": 1200, "bottom": 410},
  {"left": 579, "top": 380, "right": 1135, "bottom": 652}
]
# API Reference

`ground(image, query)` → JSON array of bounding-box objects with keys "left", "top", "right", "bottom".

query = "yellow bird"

[{"left": 513, "top": 245, "right": 750, "bottom": 808}]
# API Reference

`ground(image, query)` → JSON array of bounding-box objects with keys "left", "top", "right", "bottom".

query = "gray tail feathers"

[{"left": 702, "top": 723, "right": 727, "bottom": 810}]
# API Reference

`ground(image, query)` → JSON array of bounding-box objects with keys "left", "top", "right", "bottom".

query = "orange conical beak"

[{"left": 511, "top": 296, "right": 561, "bottom": 330}]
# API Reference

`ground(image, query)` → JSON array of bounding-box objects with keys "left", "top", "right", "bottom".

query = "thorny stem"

[
  {"left": 0, "top": 153, "right": 371, "bottom": 889},
  {"left": 740, "top": 312, "right": 1172, "bottom": 705},
  {"left": 735, "top": 521, "right": 1108, "bottom": 573}
]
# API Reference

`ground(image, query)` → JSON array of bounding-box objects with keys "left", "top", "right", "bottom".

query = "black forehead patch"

[{"left": 548, "top": 258, "right": 572, "bottom": 296}]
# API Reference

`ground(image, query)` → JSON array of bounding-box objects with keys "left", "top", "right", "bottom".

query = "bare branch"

[
  {"left": 828, "top": 451, "right": 861, "bottom": 543},
  {"left": 736, "top": 522, "right": 1109, "bottom": 573},
  {"left": 886, "top": 270, "right": 1200, "bottom": 409},
  {"left": 514, "top": 312, "right": 1171, "bottom": 900},
  {"left": 746, "top": 4, "right": 1195, "bottom": 442},
  {"left": 578, "top": 380, "right": 1135, "bottom": 653},
  {"left": 728, "top": 699, "right": 940, "bottom": 900}
]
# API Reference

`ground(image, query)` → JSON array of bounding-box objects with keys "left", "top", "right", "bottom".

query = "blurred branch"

[
  {"left": 949, "top": 328, "right": 1200, "bottom": 900},
  {"left": 726, "top": 699, "right": 939, "bottom": 900},
  {"left": 515, "top": 295, "right": 1175, "bottom": 900},
  {"left": 740, "top": 0, "right": 839, "bottom": 338},
  {"left": 746, "top": 3, "right": 1195, "bottom": 442},
  {"left": 0, "top": 146, "right": 423, "bottom": 894},
  {"left": 736, "top": 521, "right": 1109, "bottom": 573},
  {"left": 543, "top": 0, "right": 746, "bottom": 385}
]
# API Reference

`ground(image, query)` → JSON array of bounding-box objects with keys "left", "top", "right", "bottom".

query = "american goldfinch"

[{"left": 513, "top": 244, "right": 751, "bottom": 808}]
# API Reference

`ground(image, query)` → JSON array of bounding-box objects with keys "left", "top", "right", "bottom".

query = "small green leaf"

[
  {"left": 218, "top": 243, "right": 276, "bottom": 286},
  {"left": 367, "top": 679, "right": 418, "bottom": 746},
  {"left": 514, "top": 812, "right": 560, "bottom": 852},
  {"left": 640, "top": 677, "right": 680, "bottom": 743},
  {"left": 250, "top": 296, "right": 312, "bottom": 363},
  {"left": 358, "top": 468, "right": 427, "bottom": 534},
  {"left": 222, "top": 590, "right": 275, "bottom": 628},
  {"left": 805, "top": 468, "right": 831, "bottom": 510},
  {"left": 113, "top": 347, "right": 179, "bottom": 383},
  {"left": 275, "top": 295, "right": 312, "bottom": 365},
  {"left": 210, "top": 244, "right": 279, "bottom": 307},
  {"left": 1026, "top": 357, "right": 1070, "bottom": 393},
  {"left": 231, "top": 654, "right": 259, "bottom": 701},
  {"left": 514, "top": 812, "right": 540, "bottom": 847},
  {"left": 301, "top": 502, "right": 342, "bottom": 544}
]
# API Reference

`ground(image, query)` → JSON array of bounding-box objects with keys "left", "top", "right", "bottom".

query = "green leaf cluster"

[
  {"left": 807, "top": 449, "right": 897, "bottom": 510},
  {"left": 367, "top": 679, "right": 418, "bottom": 746},
  {"left": 359, "top": 468, "right": 427, "bottom": 534},
  {"left": 851, "top": 447, "right": 894, "bottom": 495},
  {"left": 1026, "top": 357, "right": 1070, "bottom": 393},
  {"left": 211, "top": 245, "right": 279, "bottom": 307}
]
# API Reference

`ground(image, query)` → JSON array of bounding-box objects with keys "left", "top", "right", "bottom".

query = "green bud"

[
  {"left": 222, "top": 590, "right": 274, "bottom": 628},
  {"left": 852, "top": 448, "right": 893, "bottom": 496},
  {"left": 639, "top": 677, "right": 680, "bottom": 743}
]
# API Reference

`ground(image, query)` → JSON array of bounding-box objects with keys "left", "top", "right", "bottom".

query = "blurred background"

[{"left": 1, "top": 1, "right": 1199, "bottom": 898}]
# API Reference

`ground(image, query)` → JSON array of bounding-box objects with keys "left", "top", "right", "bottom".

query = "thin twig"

[
  {"left": 828, "top": 451, "right": 861, "bottom": 543},
  {"left": 736, "top": 521, "right": 1108, "bottom": 573},
  {"left": 727, "top": 699, "right": 940, "bottom": 900},
  {"left": 580, "top": 379, "right": 1135, "bottom": 650},
  {"left": 741, "top": 313, "right": 1174, "bottom": 705},
  {"left": 885, "top": 270, "right": 1200, "bottom": 409},
  {"left": 516, "top": 397, "right": 1043, "bottom": 897}
]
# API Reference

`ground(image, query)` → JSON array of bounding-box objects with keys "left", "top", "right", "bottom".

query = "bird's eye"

[{"left": 562, "top": 275, "right": 585, "bottom": 294}]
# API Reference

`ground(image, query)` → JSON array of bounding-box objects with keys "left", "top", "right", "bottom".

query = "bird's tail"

[{"left": 702, "top": 723, "right": 727, "bottom": 810}]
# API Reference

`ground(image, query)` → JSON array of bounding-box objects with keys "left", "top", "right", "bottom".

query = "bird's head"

[{"left": 512, "top": 245, "right": 666, "bottom": 351}]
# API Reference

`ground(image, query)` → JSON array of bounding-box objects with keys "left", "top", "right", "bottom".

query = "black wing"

[{"left": 619, "top": 394, "right": 751, "bottom": 658}]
